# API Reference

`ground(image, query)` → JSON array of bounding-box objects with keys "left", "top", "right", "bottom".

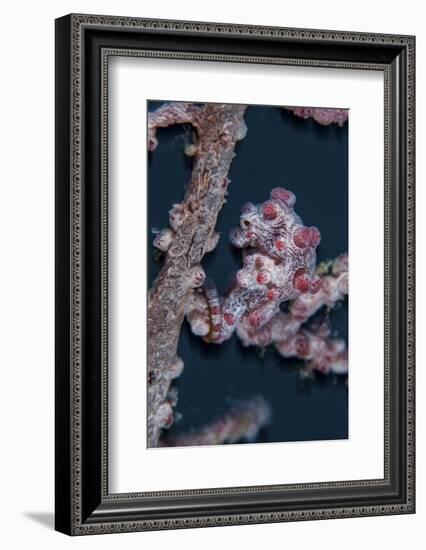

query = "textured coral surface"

[
  {"left": 147, "top": 101, "right": 248, "bottom": 447},
  {"left": 286, "top": 106, "right": 349, "bottom": 126},
  {"left": 148, "top": 101, "right": 348, "bottom": 447}
]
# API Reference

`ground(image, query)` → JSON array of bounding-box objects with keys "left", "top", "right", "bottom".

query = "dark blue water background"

[{"left": 148, "top": 101, "right": 348, "bottom": 444}]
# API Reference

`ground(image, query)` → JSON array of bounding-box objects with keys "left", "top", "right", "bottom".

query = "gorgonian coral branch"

[
  {"left": 147, "top": 102, "right": 201, "bottom": 152},
  {"left": 147, "top": 102, "right": 248, "bottom": 448},
  {"left": 160, "top": 397, "right": 271, "bottom": 447},
  {"left": 237, "top": 255, "right": 348, "bottom": 374},
  {"left": 286, "top": 106, "right": 349, "bottom": 127},
  {"left": 275, "top": 322, "right": 348, "bottom": 376}
]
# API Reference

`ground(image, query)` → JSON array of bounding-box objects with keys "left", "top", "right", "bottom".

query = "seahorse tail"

[{"left": 202, "top": 278, "right": 222, "bottom": 343}]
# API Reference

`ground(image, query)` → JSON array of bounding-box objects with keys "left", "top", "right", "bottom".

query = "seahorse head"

[{"left": 237, "top": 188, "right": 302, "bottom": 260}]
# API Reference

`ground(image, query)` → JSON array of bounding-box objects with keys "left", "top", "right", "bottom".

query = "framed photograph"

[{"left": 55, "top": 14, "right": 415, "bottom": 535}]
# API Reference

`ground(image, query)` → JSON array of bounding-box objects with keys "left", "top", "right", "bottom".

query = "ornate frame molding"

[{"left": 55, "top": 14, "right": 415, "bottom": 535}]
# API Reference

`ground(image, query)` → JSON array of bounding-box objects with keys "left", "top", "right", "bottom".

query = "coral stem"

[
  {"left": 160, "top": 397, "right": 271, "bottom": 447},
  {"left": 147, "top": 102, "right": 248, "bottom": 447}
]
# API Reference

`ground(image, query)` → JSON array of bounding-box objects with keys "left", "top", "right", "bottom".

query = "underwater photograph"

[{"left": 146, "top": 100, "right": 348, "bottom": 449}]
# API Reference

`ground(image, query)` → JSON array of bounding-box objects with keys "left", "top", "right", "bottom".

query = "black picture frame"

[{"left": 55, "top": 13, "right": 415, "bottom": 535}]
